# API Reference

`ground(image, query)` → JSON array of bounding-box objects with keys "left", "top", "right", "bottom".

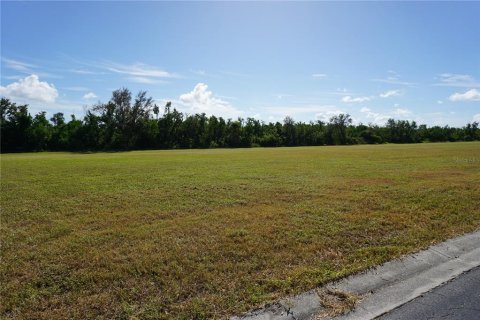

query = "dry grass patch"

[{"left": 316, "top": 288, "right": 360, "bottom": 318}]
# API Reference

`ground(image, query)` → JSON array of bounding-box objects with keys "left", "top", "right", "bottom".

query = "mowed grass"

[{"left": 1, "top": 142, "right": 480, "bottom": 319}]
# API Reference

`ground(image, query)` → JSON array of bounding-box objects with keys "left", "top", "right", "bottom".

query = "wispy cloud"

[
  {"left": 264, "top": 105, "right": 339, "bottom": 115},
  {"left": 69, "top": 69, "right": 103, "bottom": 75},
  {"left": 276, "top": 93, "right": 293, "bottom": 100},
  {"left": 341, "top": 95, "right": 371, "bottom": 103},
  {"left": 2, "top": 75, "right": 24, "bottom": 80},
  {"left": 1, "top": 57, "right": 62, "bottom": 79},
  {"left": 312, "top": 73, "right": 327, "bottom": 79},
  {"left": 2, "top": 58, "right": 37, "bottom": 73},
  {"left": 64, "top": 86, "right": 89, "bottom": 92},
  {"left": 373, "top": 71, "right": 416, "bottom": 86},
  {"left": 373, "top": 78, "right": 415, "bottom": 86},
  {"left": 80, "top": 61, "right": 177, "bottom": 84},
  {"left": 308, "top": 88, "right": 355, "bottom": 96},
  {"left": 190, "top": 70, "right": 211, "bottom": 77},
  {"left": 105, "top": 62, "right": 173, "bottom": 78},
  {"left": 435, "top": 73, "right": 480, "bottom": 88},
  {"left": 379, "top": 89, "right": 402, "bottom": 98},
  {"left": 218, "top": 70, "right": 250, "bottom": 78},
  {"left": 341, "top": 86, "right": 402, "bottom": 103},
  {"left": 189, "top": 69, "right": 234, "bottom": 79},
  {"left": 127, "top": 76, "right": 166, "bottom": 84},
  {"left": 449, "top": 89, "right": 480, "bottom": 102}
]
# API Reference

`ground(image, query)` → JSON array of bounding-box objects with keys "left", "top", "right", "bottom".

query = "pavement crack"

[
  {"left": 429, "top": 291, "right": 448, "bottom": 298},
  {"left": 430, "top": 248, "right": 454, "bottom": 259},
  {"left": 286, "top": 307, "right": 298, "bottom": 320},
  {"left": 440, "top": 312, "right": 454, "bottom": 318},
  {"left": 279, "top": 299, "right": 299, "bottom": 320}
]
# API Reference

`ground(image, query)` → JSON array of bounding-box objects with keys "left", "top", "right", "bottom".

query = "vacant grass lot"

[{"left": 1, "top": 142, "right": 480, "bottom": 319}]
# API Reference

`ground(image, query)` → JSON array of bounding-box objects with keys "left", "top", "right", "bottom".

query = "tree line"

[{"left": 1, "top": 88, "right": 479, "bottom": 153}]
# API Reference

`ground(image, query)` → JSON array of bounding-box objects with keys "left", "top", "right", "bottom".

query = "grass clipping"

[{"left": 316, "top": 288, "right": 360, "bottom": 318}]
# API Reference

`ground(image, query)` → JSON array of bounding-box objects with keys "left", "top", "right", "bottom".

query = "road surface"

[{"left": 378, "top": 266, "right": 480, "bottom": 320}]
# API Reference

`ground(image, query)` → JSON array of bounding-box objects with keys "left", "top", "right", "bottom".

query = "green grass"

[{"left": 1, "top": 142, "right": 480, "bottom": 319}]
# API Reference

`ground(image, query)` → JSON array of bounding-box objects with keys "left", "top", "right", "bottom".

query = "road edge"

[{"left": 231, "top": 230, "right": 480, "bottom": 320}]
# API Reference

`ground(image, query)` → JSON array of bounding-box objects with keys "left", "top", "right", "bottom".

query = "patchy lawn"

[{"left": 1, "top": 142, "right": 479, "bottom": 319}]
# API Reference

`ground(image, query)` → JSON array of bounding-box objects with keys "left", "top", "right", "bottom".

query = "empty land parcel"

[{"left": 1, "top": 142, "right": 479, "bottom": 319}]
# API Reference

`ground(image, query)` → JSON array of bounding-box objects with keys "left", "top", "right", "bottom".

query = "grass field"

[{"left": 1, "top": 142, "right": 480, "bottom": 319}]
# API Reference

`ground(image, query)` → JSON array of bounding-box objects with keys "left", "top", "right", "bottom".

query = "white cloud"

[
  {"left": 449, "top": 89, "right": 480, "bottom": 102},
  {"left": 341, "top": 95, "right": 371, "bottom": 103},
  {"left": 359, "top": 106, "right": 395, "bottom": 124},
  {"left": 24, "top": 99, "right": 86, "bottom": 120},
  {"left": 392, "top": 108, "right": 412, "bottom": 115},
  {"left": 189, "top": 69, "right": 223, "bottom": 79},
  {"left": 437, "top": 100, "right": 443, "bottom": 104},
  {"left": 473, "top": 114, "right": 480, "bottom": 122},
  {"left": 312, "top": 73, "right": 327, "bottom": 78},
  {"left": 83, "top": 92, "right": 97, "bottom": 100},
  {"left": 379, "top": 90, "right": 401, "bottom": 98},
  {"left": 315, "top": 109, "right": 344, "bottom": 122},
  {"left": 435, "top": 74, "right": 480, "bottom": 88},
  {"left": 178, "top": 83, "right": 242, "bottom": 119},
  {"left": 259, "top": 104, "right": 343, "bottom": 122},
  {"left": 360, "top": 107, "right": 382, "bottom": 121},
  {"left": 359, "top": 106, "right": 415, "bottom": 124},
  {"left": 0, "top": 74, "right": 58, "bottom": 103}
]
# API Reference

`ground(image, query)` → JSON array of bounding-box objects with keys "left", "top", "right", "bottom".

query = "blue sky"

[{"left": 1, "top": 1, "right": 479, "bottom": 126}]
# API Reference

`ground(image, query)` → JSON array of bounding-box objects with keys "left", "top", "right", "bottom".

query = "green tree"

[
  {"left": 282, "top": 116, "right": 296, "bottom": 146},
  {"left": 49, "top": 112, "right": 68, "bottom": 150},
  {"left": 1, "top": 98, "right": 32, "bottom": 152},
  {"left": 328, "top": 114, "right": 352, "bottom": 145},
  {"left": 93, "top": 88, "right": 154, "bottom": 149},
  {"left": 29, "top": 112, "right": 52, "bottom": 151}
]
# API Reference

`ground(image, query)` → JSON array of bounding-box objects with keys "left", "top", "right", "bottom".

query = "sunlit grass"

[{"left": 1, "top": 142, "right": 479, "bottom": 319}]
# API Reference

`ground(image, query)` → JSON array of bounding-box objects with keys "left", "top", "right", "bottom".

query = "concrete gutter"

[{"left": 231, "top": 230, "right": 480, "bottom": 320}]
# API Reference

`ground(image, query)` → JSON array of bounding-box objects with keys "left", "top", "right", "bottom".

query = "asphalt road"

[{"left": 378, "top": 266, "right": 480, "bottom": 320}]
